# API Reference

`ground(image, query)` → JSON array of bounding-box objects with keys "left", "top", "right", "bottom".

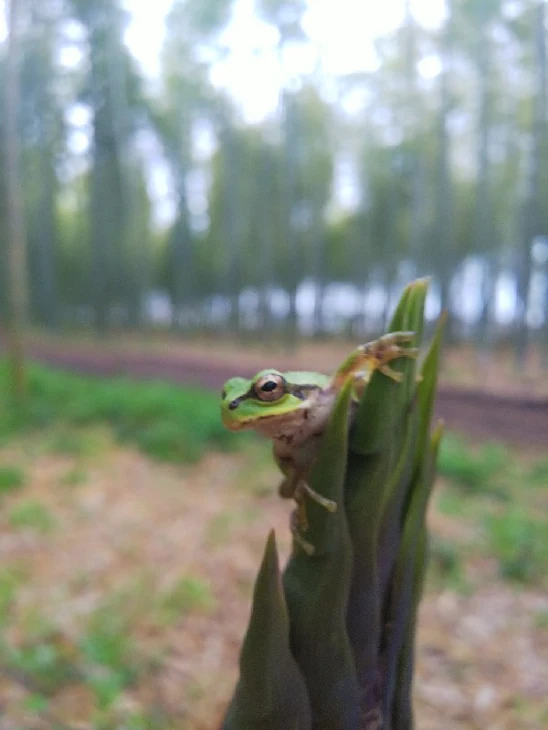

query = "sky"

[
  {"left": 123, "top": 0, "right": 445, "bottom": 121},
  {"left": 1, "top": 0, "right": 446, "bottom": 119}
]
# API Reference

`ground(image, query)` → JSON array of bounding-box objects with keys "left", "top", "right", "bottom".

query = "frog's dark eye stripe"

[
  {"left": 288, "top": 384, "right": 318, "bottom": 401},
  {"left": 221, "top": 388, "right": 227, "bottom": 400}
]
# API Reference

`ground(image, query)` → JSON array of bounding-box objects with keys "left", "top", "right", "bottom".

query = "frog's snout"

[{"left": 221, "top": 405, "right": 244, "bottom": 431}]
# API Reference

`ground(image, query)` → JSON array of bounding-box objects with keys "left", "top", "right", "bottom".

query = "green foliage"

[
  {"left": 45, "top": 425, "right": 109, "bottom": 458},
  {"left": 3, "top": 637, "right": 77, "bottom": 694},
  {"left": 0, "top": 361, "right": 236, "bottom": 463},
  {"left": 223, "top": 532, "right": 312, "bottom": 730},
  {"left": 527, "top": 459, "right": 548, "bottom": 487},
  {"left": 438, "top": 434, "right": 509, "bottom": 493},
  {"left": 486, "top": 509, "right": 548, "bottom": 584},
  {"left": 80, "top": 605, "right": 139, "bottom": 709},
  {"left": 0, "top": 567, "right": 26, "bottom": 624},
  {"left": 156, "top": 576, "right": 215, "bottom": 625},
  {"left": 222, "top": 279, "right": 444, "bottom": 729},
  {"left": 428, "top": 536, "right": 467, "bottom": 592},
  {"left": 8, "top": 501, "right": 56, "bottom": 533},
  {"left": 60, "top": 465, "right": 88, "bottom": 487},
  {"left": 0, "top": 465, "right": 26, "bottom": 494}
]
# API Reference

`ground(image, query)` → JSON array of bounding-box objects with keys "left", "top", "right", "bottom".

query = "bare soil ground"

[
  {"left": 1, "top": 432, "right": 547, "bottom": 729},
  {"left": 6, "top": 331, "right": 548, "bottom": 448}
]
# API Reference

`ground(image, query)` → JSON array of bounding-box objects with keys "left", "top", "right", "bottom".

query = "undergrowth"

[{"left": 0, "top": 361, "right": 237, "bottom": 463}]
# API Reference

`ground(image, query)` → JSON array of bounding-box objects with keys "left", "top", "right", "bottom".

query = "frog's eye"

[{"left": 253, "top": 373, "right": 286, "bottom": 402}]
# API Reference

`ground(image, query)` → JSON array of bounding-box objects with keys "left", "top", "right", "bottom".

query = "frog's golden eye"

[{"left": 253, "top": 373, "right": 286, "bottom": 402}]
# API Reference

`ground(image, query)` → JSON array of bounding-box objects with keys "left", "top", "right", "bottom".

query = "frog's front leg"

[
  {"left": 276, "top": 456, "right": 337, "bottom": 555},
  {"left": 331, "top": 330, "right": 419, "bottom": 389},
  {"left": 278, "top": 469, "right": 338, "bottom": 514}
]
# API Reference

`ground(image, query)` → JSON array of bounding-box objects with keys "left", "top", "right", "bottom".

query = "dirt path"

[{"left": 8, "top": 340, "right": 546, "bottom": 449}]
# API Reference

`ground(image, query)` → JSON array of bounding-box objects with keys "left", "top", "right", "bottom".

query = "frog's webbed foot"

[{"left": 332, "top": 330, "right": 419, "bottom": 388}]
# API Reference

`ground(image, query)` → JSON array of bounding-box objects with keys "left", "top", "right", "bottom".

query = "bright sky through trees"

[
  {"left": 0, "top": 0, "right": 446, "bottom": 119},
  {"left": 122, "top": 0, "right": 445, "bottom": 120}
]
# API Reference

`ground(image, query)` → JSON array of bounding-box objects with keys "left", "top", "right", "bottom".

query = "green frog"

[{"left": 220, "top": 331, "right": 418, "bottom": 553}]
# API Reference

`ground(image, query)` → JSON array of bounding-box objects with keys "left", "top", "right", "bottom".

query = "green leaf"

[
  {"left": 222, "top": 531, "right": 311, "bottom": 730},
  {"left": 348, "top": 279, "right": 427, "bottom": 464},
  {"left": 283, "top": 380, "right": 360, "bottom": 730},
  {"left": 344, "top": 279, "right": 428, "bottom": 719},
  {"left": 382, "top": 423, "right": 444, "bottom": 728},
  {"left": 414, "top": 310, "right": 447, "bottom": 476}
]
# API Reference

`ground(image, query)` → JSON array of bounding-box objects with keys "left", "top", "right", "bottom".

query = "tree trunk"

[
  {"left": 219, "top": 121, "right": 241, "bottom": 336},
  {"left": 282, "top": 91, "right": 300, "bottom": 351},
  {"left": 473, "top": 7, "right": 494, "bottom": 349},
  {"left": 515, "top": 1, "right": 547, "bottom": 366},
  {"left": 4, "top": 0, "right": 28, "bottom": 402},
  {"left": 32, "top": 0, "right": 58, "bottom": 330},
  {"left": 435, "top": 0, "right": 455, "bottom": 340}
]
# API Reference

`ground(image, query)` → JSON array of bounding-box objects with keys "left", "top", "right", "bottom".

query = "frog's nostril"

[{"left": 229, "top": 400, "right": 239, "bottom": 411}]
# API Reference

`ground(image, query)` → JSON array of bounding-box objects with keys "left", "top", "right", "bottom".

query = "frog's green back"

[{"left": 284, "top": 371, "right": 331, "bottom": 388}]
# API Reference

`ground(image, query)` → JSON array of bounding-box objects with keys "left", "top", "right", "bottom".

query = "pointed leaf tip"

[{"left": 223, "top": 531, "right": 312, "bottom": 729}]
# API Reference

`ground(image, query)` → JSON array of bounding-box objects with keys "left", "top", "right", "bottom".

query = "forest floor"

[
  {"left": 6, "top": 329, "right": 548, "bottom": 448},
  {"left": 0, "top": 422, "right": 547, "bottom": 730}
]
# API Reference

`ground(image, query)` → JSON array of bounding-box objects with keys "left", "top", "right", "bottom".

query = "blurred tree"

[
  {"left": 515, "top": 0, "right": 548, "bottom": 364},
  {"left": 0, "top": 0, "right": 545, "bottom": 352},
  {"left": 68, "top": 0, "right": 145, "bottom": 333},
  {"left": 256, "top": 0, "right": 308, "bottom": 346},
  {"left": 469, "top": 0, "right": 498, "bottom": 346},
  {"left": 154, "top": 0, "right": 234, "bottom": 331},
  {"left": 19, "top": 0, "right": 64, "bottom": 330},
  {"left": 3, "top": 0, "right": 28, "bottom": 401},
  {"left": 433, "top": 0, "right": 455, "bottom": 336}
]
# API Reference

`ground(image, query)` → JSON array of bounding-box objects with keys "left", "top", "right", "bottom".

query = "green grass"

[
  {"left": 0, "top": 567, "right": 27, "bottom": 625},
  {"left": 486, "top": 509, "right": 548, "bottom": 584},
  {"left": 0, "top": 465, "right": 26, "bottom": 495},
  {"left": 527, "top": 458, "right": 548, "bottom": 486},
  {"left": 8, "top": 501, "right": 56, "bottom": 534},
  {"left": 155, "top": 575, "right": 215, "bottom": 625},
  {"left": 438, "top": 433, "right": 510, "bottom": 495},
  {"left": 45, "top": 425, "right": 111, "bottom": 458},
  {"left": 80, "top": 605, "right": 141, "bottom": 709},
  {"left": 60, "top": 465, "right": 88, "bottom": 487},
  {"left": 2, "top": 632, "right": 79, "bottom": 695},
  {"left": 0, "top": 360, "right": 239, "bottom": 464},
  {"left": 428, "top": 536, "right": 469, "bottom": 593},
  {"left": 434, "top": 433, "right": 548, "bottom": 588}
]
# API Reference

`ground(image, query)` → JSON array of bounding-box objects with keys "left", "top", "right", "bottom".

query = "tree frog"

[{"left": 221, "top": 331, "right": 418, "bottom": 554}]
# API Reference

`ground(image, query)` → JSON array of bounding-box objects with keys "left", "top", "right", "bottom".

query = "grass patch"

[
  {"left": 434, "top": 433, "right": 548, "bottom": 587},
  {"left": 0, "top": 361, "right": 238, "bottom": 464},
  {"left": 0, "top": 566, "right": 27, "bottom": 625},
  {"left": 155, "top": 576, "right": 215, "bottom": 626},
  {"left": 438, "top": 434, "right": 510, "bottom": 495},
  {"left": 428, "top": 536, "right": 469, "bottom": 592},
  {"left": 486, "top": 509, "right": 548, "bottom": 584},
  {"left": 0, "top": 465, "right": 26, "bottom": 495},
  {"left": 8, "top": 501, "right": 56, "bottom": 534},
  {"left": 527, "top": 458, "right": 548, "bottom": 487},
  {"left": 45, "top": 425, "right": 110, "bottom": 458},
  {"left": 3, "top": 635, "right": 79, "bottom": 694},
  {"left": 60, "top": 465, "right": 88, "bottom": 487},
  {"left": 80, "top": 606, "right": 140, "bottom": 709}
]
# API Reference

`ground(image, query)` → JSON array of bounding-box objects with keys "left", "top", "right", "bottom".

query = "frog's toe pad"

[{"left": 293, "top": 531, "right": 316, "bottom": 555}]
